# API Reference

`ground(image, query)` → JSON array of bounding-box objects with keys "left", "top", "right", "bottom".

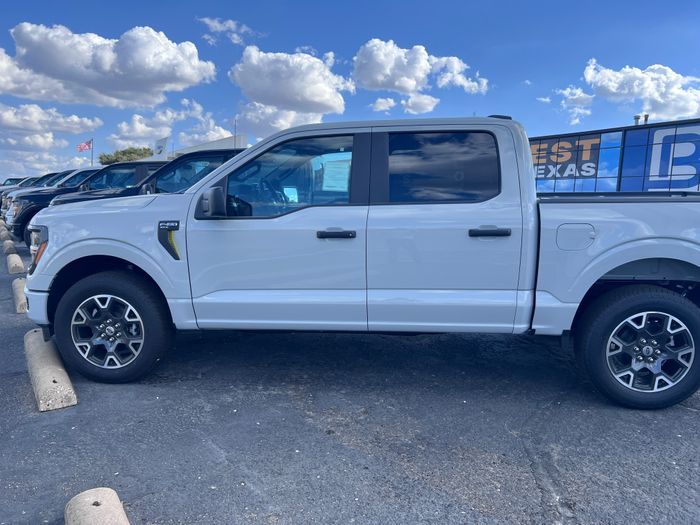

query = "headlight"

[
  {"left": 10, "top": 199, "right": 24, "bottom": 216},
  {"left": 28, "top": 225, "right": 48, "bottom": 275}
]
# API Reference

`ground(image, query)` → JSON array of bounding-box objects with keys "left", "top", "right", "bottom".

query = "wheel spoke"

[
  {"left": 607, "top": 310, "right": 695, "bottom": 393},
  {"left": 70, "top": 294, "right": 145, "bottom": 370}
]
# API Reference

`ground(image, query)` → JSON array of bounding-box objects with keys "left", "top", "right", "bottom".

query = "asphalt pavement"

[{"left": 1, "top": 241, "right": 698, "bottom": 524}]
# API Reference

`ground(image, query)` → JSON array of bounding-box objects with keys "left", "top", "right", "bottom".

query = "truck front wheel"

[
  {"left": 576, "top": 285, "right": 700, "bottom": 409},
  {"left": 53, "top": 271, "right": 173, "bottom": 383}
]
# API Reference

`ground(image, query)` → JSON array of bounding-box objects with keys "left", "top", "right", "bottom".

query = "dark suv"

[{"left": 51, "top": 149, "right": 244, "bottom": 206}]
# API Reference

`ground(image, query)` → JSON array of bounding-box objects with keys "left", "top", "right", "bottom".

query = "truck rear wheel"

[
  {"left": 54, "top": 271, "right": 173, "bottom": 383},
  {"left": 576, "top": 285, "right": 700, "bottom": 409}
]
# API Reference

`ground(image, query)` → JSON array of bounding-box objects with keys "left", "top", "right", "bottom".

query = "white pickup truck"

[{"left": 25, "top": 118, "right": 700, "bottom": 409}]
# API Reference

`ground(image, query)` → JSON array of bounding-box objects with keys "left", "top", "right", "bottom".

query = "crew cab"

[
  {"left": 48, "top": 159, "right": 167, "bottom": 207},
  {"left": 25, "top": 118, "right": 700, "bottom": 409}
]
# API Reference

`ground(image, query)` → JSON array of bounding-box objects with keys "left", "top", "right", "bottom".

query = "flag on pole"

[
  {"left": 77, "top": 139, "right": 93, "bottom": 152},
  {"left": 154, "top": 136, "right": 170, "bottom": 157}
]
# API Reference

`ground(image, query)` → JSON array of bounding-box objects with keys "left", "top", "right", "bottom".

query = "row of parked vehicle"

[{"left": 0, "top": 148, "right": 244, "bottom": 246}]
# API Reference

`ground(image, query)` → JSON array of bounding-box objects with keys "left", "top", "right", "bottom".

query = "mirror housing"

[
  {"left": 195, "top": 186, "right": 226, "bottom": 219},
  {"left": 79, "top": 182, "right": 90, "bottom": 191}
]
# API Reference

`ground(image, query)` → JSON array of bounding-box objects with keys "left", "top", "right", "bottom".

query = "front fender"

[{"left": 29, "top": 238, "right": 183, "bottom": 299}]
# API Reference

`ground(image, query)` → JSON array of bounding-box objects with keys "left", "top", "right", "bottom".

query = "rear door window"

[{"left": 387, "top": 132, "right": 500, "bottom": 203}]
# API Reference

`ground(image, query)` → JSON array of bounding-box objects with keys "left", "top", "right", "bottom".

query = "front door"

[
  {"left": 366, "top": 129, "right": 523, "bottom": 333},
  {"left": 187, "top": 133, "right": 370, "bottom": 330}
]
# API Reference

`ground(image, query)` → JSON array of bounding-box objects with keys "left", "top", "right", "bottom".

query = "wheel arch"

[
  {"left": 46, "top": 255, "right": 173, "bottom": 327},
  {"left": 571, "top": 257, "right": 700, "bottom": 336}
]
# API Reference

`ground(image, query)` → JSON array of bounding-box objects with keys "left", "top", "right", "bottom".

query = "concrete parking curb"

[
  {"left": 0, "top": 219, "right": 6, "bottom": 228},
  {"left": 65, "top": 488, "right": 130, "bottom": 525},
  {"left": 0, "top": 229, "right": 11, "bottom": 242},
  {"left": 24, "top": 329, "right": 77, "bottom": 412},
  {"left": 2, "top": 239, "right": 16, "bottom": 255},
  {"left": 6, "top": 253, "right": 24, "bottom": 274},
  {"left": 12, "top": 278, "right": 27, "bottom": 313}
]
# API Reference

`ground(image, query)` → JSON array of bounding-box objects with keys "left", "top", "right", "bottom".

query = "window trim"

[
  {"left": 198, "top": 133, "right": 370, "bottom": 221},
  {"left": 369, "top": 130, "right": 502, "bottom": 205}
]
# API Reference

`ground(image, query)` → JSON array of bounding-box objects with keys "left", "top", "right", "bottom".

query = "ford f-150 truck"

[{"left": 25, "top": 117, "right": 700, "bottom": 409}]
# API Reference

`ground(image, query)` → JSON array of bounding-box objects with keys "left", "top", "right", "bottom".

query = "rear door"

[
  {"left": 366, "top": 126, "right": 524, "bottom": 332},
  {"left": 187, "top": 132, "right": 371, "bottom": 330}
]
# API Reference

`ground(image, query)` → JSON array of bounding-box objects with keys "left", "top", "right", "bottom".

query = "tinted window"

[
  {"left": 155, "top": 157, "right": 224, "bottom": 194},
  {"left": 59, "top": 170, "right": 97, "bottom": 187},
  {"left": 226, "top": 135, "right": 352, "bottom": 217},
  {"left": 88, "top": 167, "right": 138, "bottom": 190},
  {"left": 387, "top": 132, "right": 499, "bottom": 203}
]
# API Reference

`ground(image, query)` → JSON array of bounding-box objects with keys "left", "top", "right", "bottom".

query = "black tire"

[
  {"left": 575, "top": 284, "right": 700, "bottom": 409},
  {"left": 54, "top": 271, "right": 173, "bottom": 383}
]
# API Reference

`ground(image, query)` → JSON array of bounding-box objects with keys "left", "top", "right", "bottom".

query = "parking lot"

[{"left": 1, "top": 240, "right": 698, "bottom": 524}]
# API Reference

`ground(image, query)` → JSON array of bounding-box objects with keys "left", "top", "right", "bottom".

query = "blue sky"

[{"left": 1, "top": 0, "right": 700, "bottom": 175}]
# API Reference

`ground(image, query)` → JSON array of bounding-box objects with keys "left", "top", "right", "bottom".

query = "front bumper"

[{"left": 24, "top": 288, "right": 50, "bottom": 325}]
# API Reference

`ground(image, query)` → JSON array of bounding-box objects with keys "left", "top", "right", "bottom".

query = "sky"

[{"left": 1, "top": 0, "right": 700, "bottom": 176}]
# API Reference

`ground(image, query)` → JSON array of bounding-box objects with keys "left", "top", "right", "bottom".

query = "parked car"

[
  {"left": 46, "top": 160, "right": 167, "bottom": 209},
  {"left": 1, "top": 172, "right": 67, "bottom": 220},
  {"left": 0, "top": 172, "right": 57, "bottom": 203},
  {"left": 2, "top": 177, "right": 25, "bottom": 186},
  {"left": 25, "top": 117, "right": 700, "bottom": 409},
  {"left": 50, "top": 149, "right": 244, "bottom": 206},
  {"left": 3, "top": 168, "right": 100, "bottom": 244}
]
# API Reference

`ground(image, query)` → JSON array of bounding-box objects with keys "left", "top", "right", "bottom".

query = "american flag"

[{"left": 76, "top": 139, "right": 93, "bottom": 152}]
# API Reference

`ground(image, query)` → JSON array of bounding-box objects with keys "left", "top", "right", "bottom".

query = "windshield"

[
  {"left": 154, "top": 157, "right": 226, "bottom": 193},
  {"left": 41, "top": 172, "right": 70, "bottom": 187},
  {"left": 18, "top": 177, "right": 38, "bottom": 187},
  {"left": 59, "top": 169, "right": 98, "bottom": 187},
  {"left": 3, "top": 178, "right": 22, "bottom": 186}
]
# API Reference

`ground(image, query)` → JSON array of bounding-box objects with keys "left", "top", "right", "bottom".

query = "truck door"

[
  {"left": 187, "top": 133, "right": 371, "bottom": 330},
  {"left": 366, "top": 127, "right": 523, "bottom": 333}
]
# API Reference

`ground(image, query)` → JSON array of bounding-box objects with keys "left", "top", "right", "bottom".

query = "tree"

[{"left": 99, "top": 147, "right": 153, "bottom": 165}]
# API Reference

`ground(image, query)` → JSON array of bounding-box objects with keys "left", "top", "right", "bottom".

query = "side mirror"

[
  {"left": 196, "top": 186, "right": 226, "bottom": 219},
  {"left": 139, "top": 183, "right": 154, "bottom": 195},
  {"left": 79, "top": 182, "right": 90, "bottom": 191}
]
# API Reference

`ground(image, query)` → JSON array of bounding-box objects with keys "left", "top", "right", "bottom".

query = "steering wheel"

[{"left": 260, "top": 179, "right": 289, "bottom": 206}]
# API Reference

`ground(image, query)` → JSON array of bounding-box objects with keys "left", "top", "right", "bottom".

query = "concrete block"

[
  {"left": 65, "top": 488, "right": 130, "bottom": 525},
  {"left": 24, "top": 329, "right": 77, "bottom": 412},
  {"left": 13, "top": 278, "right": 27, "bottom": 313},
  {"left": 6, "top": 253, "right": 24, "bottom": 274},
  {"left": 0, "top": 229, "right": 11, "bottom": 242},
  {"left": 2, "top": 239, "right": 16, "bottom": 255}
]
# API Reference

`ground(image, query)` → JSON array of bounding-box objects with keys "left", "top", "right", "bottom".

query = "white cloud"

[
  {"left": 236, "top": 102, "right": 322, "bottom": 140},
  {"left": 109, "top": 99, "right": 231, "bottom": 149},
  {"left": 0, "top": 102, "right": 100, "bottom": 154},
  {"left": 0, "top": 22, "right": 215, "bottom": 107},
  {"left": 0, "top": 102, "right": 102, "bottom": 133},
  {"left": 556, "top": 86, "right": 594, "bottom": 125},
  {"left": 352, "top": 38, "right": 487, "bottom": 115},
  {"left": 353, "top": 39, "right": 433, "bottom": 94},
  {"left": 430, "top": 56, "right": 488, "bottom": 94},
  {"left": 523, "top": 79, "right": 532, "bottom": 86},
  {"left": 401, "top": 93, "right": 440, "bottom": 114},
  {"left": 536, "top": 96, "right": 551, "bottom": 103},
  {"left": 197, "top": 17, "right": 253, "bottom": 46},
  {"left": 230, "top": 46, "right": 353, "bottom": 137},
  {"left": 583, "top": 58, "right": 700, "bottom": 120},
  {"left": 231, "top": 46, "right": 354, "bottom": 114},
  {"left": 371, "top": 97, "right": 396, "bottom": 113},
  {"left": 0, "top": 150, "right": 92, "bottom": 176}
]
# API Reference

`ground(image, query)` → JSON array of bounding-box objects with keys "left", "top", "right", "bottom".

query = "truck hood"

[
  {"left": 52, "top": 187, "right": 134, "bottom": 205},
  {"left": 33, "top": 194, "right": 157, "bottom": 224}
]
